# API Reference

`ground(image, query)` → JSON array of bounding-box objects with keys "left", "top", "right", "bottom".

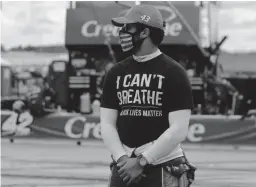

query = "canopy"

[{"left": 65, "top": 1, "right": 200, "bottom": 46}]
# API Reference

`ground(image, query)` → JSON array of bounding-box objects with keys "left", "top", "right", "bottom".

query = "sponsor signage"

[
  {"left": 64, "top": 116, "right": 101, "bottom": 139},
  {"left": 1, "top": 111, "right": 256, "bottom": 144},
  {"left": 65, "top": 1, "right": 200, "bottom": 45},
  {"left": 63, "top": 117, "right": 207, "bottom": 142}
]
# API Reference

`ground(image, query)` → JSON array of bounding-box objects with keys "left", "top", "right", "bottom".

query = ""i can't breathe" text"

[{"left": 116, "top": 73, "right": 165, "bottom": 106}]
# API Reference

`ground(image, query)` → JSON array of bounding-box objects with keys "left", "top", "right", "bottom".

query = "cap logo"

[{"left": 141, "top": 15, "right": 151, "bottom": 22}]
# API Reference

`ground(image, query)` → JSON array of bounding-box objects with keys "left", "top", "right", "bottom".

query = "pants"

[{"left": 108, "top": 157, "right": 195, "bottom": 187}]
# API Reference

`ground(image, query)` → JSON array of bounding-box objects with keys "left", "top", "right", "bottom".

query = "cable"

[
  {"left": 164, "top": 1, "right": 209, "bottom": 57},
  {"left": 91, "top": 2, "right": 117, "bottom": 63}
]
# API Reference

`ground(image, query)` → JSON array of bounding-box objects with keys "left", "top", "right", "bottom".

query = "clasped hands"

[{"left": 117, "top": 155, "right": 146, "bottom": 186}]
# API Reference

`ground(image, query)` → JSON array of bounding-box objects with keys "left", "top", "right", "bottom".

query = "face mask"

[
  {"left": 119, "top": 31, "right": 133, "bottom": 52},
  {"left": 119, "top": 25, "right": 146, "bottom": 53}
]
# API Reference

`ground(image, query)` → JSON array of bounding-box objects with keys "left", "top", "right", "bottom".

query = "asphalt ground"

[{"left": 1, "top": 139, "right": 256, "bottom": 187}]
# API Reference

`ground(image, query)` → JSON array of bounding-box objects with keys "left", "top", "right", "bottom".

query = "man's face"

[
  {"left": 121, "top": 24, "right": 138, "bottom": 34},
  {"left": 119, "top": 23, "right": 147, "bottom": 53}
]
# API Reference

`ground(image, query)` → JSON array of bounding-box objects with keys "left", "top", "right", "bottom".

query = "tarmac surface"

[{"left": 1, "top": 139, "right": 256, "bottom": 187}]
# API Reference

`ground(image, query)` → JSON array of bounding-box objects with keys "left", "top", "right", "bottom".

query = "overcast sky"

[{"left": 1, "top": 1, "right": 256, "bottom": 52}]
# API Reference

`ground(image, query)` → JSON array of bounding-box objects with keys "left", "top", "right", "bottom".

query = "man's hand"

[
  {"left": 117, "top": 157, "right": 144, "bottom": 186},
  {"left": 117, "top": 155, "right": 129, "bottom": 165}
]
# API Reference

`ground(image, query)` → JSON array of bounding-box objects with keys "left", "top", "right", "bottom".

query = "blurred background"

[
  {"left": 1, "top": 1, "right": 256, "bottom": 117},
  {"left": 1, "top": 1, "right": 256, "bottom": 139},
  {"left": 1, "top": 2, "right": 256, "bottom": 187}
]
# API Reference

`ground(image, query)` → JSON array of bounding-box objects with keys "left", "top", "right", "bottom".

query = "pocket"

[
  {"left": 163, "top": 163, "right": 196, "bottom": 187},
  {"left": 164, "top": 164, "right": 189, "bottom": 178},
  {"left": 178, "top": 172, "right": 190, "bottom": 187},
  {"left": 162, "top": 168, "right": 179, "bottom": 187},
  {"left": 163, "top": 168, "right": 190, "bottom": 187},
  {"left": 185, "top": 162, "right": 196, "bottom": 185}
]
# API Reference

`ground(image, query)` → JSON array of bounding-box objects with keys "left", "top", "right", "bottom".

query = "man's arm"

[
  {"left": 100, "top": 66, "right": 127, "bottom": 161},
  {"left": 100, "top": 107, "right": 127, "bottom": 161},
  {"left": 142, "top": 65, "right": 193, "bottom": 164},
  {"left": 142, "top": 109, "right": 190, "bottom": 164}
]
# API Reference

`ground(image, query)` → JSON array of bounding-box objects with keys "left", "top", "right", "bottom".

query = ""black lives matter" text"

[{"left": 120, "top": 109, "right": 162, "bottom": 117}]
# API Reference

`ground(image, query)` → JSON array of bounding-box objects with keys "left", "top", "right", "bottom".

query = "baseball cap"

[{"left": 112, "top": 5, "right": 164, "bottom": 31}]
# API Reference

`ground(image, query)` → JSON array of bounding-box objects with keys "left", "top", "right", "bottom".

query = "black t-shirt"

[{"left": 101, "top": 54, "right": 193, "bottom": 147}]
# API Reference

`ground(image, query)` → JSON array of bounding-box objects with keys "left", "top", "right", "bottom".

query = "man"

[{"left": 100, "top": 5, "right": 196, "bottom": 187}]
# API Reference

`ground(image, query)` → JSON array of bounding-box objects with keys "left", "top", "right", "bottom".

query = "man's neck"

[
  {"left": 133, "top": 49, "right": 162, "bottom": 62},
  {"left": 134, "top": 46, "right": 159, "bottom": 56}
]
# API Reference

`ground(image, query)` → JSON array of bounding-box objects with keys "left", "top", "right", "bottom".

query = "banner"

[
  {"left": 1, "top": 110, "right": 256, "bottom": 144},
  {"left": 65, "top": 1, "right": 200, "bottom": 45}
]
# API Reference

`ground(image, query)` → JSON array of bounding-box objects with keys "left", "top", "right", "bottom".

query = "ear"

[{"left": 140, "top": 28, "right": 150, "bottom": 39}]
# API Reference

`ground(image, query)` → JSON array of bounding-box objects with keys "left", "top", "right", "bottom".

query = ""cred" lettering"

[
  {"left": 64, "top": 116, "right": 101, "bottom": 139},
  {"left": 81, "top": 20, "right": 183, "bottom": 38}
]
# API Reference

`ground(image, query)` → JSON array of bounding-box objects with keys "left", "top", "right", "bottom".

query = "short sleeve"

[
  {"left": 164, "top": 67, "right": 194, "bottom": 112},
  {"left": 100, "top": 69, "right": 120, "bottom": 110}
]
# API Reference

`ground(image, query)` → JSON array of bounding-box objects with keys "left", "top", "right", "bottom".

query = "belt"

[
  {"left": 161, "top": 156, "right": 186, "bottom": 167},
  {"left": 146, "top": 156, "right": 186, "bottom": 169}
]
